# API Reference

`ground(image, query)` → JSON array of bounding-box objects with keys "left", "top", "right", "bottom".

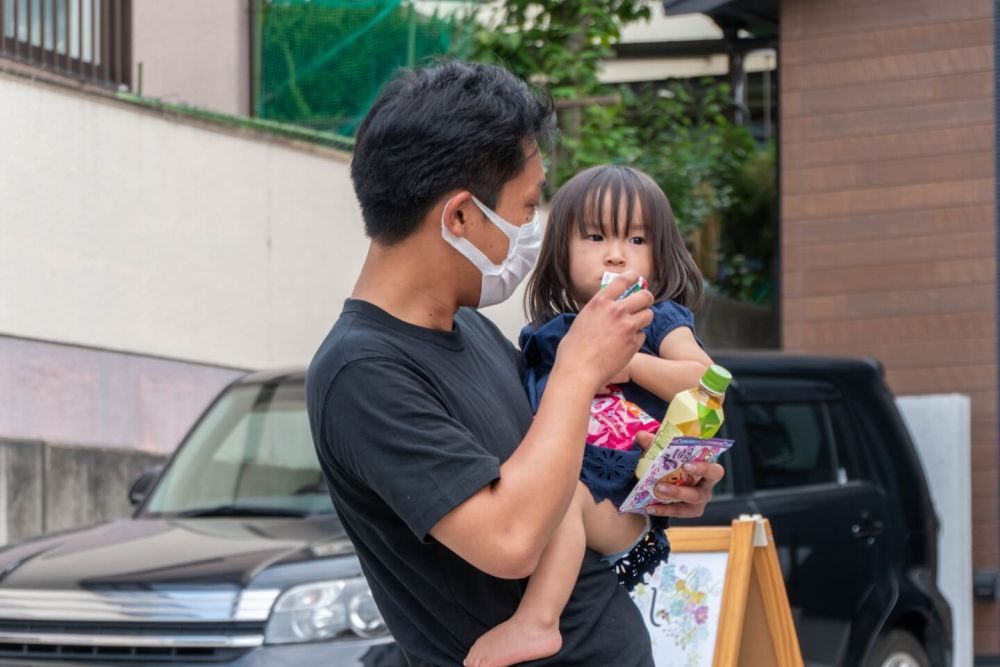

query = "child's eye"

[
  {"left": 629, "top": 236, "right": 646, "bottom": 245},
  {"left": 586, "top": 234, "right": 604, "bottom": 242}
]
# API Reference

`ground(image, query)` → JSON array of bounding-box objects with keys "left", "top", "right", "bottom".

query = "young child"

[{"left": 464, "top": 165, "right": 716, "bottom": 667}]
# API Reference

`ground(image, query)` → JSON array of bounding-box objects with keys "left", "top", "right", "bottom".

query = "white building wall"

[
  {"left": 1, "top": 71, "right": 354, "bottom": 370},
  {"left": 0, "top": 70, "right": 531, "bottom": 373}
]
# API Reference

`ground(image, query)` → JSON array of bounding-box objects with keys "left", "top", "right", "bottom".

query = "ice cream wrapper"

[{"left": 619, "top": 437, "right": 734, "bottom": 513}]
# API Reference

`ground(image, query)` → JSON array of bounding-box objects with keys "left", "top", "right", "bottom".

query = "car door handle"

[{"left": 852, "top": 512, "right": 884, "bottom": 543}]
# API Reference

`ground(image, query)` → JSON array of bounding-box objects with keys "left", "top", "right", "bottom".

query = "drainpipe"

[{"left": 724, "top": 27, "right": 748, "bottom": 126}]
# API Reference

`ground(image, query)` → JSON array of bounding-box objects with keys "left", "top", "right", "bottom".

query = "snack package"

[
  {"left": 619, "top": 437, "right": 733, "bottom": 513},
  {"left": 588, "top": 387, "right": 660, "bottom": 451},
  {"left": 601, "top": 271, "right": 648, "bottom": 300}
]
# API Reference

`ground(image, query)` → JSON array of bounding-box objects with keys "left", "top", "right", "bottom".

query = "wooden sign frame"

[{"left": 664, "top": 515, "right": 803, "bottom": 667}]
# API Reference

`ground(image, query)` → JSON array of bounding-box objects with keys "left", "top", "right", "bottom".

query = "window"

[
  {"left": 145, "top": 382, "right": 334, "bottom": 517},
  {"left": 1, "top": 0, "right": 130, "bottom": 88},
  {"left": 745, "top": 400, "right": 841, "bottom": 491},
  {"left": 827, "top": 401, "right": 869, "bottom": 482}
]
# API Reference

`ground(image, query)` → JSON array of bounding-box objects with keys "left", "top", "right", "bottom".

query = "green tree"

[
  {"left": 466, "top": 0, "right": 650, "bottom": 96},
  {"left": 463, "top": 1, "right": 776, "bottom": 303},
  {"left": 465, "top": 0, "right": 651, "bottom": 186}
]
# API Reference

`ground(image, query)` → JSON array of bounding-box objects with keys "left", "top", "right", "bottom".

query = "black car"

[{"left": 0, "top": 355, "right": 950, "bottom": 666}]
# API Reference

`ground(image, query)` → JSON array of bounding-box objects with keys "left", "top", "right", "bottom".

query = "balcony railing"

[{"left": 0, "top": 0, "right": 131, "bottom": 89}]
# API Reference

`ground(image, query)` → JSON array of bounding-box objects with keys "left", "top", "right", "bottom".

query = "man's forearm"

[{"left": 490, "top": 361, "right": 596, "bottom": 557}]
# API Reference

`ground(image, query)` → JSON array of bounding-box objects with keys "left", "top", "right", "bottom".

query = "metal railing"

[{"left": 0, "top": 0, "right": 131, "bottom": 89}]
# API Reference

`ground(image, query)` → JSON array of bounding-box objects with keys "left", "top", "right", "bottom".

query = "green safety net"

[{"left": 256, "top": 0, "right": 476, "bottom": 137}]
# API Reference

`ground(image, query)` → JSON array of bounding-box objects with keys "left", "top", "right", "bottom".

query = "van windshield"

[{"left": 143, "top": 381, "right": 335, "bottom": 518}]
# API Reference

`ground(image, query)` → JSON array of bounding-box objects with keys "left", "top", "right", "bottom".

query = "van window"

[
  {"left": 826, "top": 401, "right": 869, "bottom": 482},
  {"left": 744, "top": 400, "right": 840, "bottom": 491},
  {"left": 144, "top": 381, "right": 334, "bottom": 517}
]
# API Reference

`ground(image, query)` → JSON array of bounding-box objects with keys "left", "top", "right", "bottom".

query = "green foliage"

[
  {"left": 627, "top": 83, "right": 775, "bottom": 303},
  {"left": 627, "top": 81, "right": 757, "bottom": 235},
  {"left": 557, "top": 101, "right": 641, "bottom": 177},
  {"left": 551, "top": 79, "right": 762, "bottom": 235},
  {"left": 463, "top": 0, "right": 776, "bottom": 304},
  {"left": 466, "top": 0, "right": 650, "bottom": 96},
  {"left": 715, "top": 141, "right": 777, "bottom": 303}
]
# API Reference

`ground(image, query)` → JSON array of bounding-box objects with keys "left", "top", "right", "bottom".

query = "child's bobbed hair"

[{"left": 525, "top": 164, "right": 704, "bottom": 326}]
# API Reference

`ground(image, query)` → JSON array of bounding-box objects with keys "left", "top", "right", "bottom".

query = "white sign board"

[{"left": 631, "top": 552, "right": 729, "bottom": 666}]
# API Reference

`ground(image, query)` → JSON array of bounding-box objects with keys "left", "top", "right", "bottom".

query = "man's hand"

[
  {"left": 634, "top": 431, "right": 724, "bottom": 519},
  {"left": 555, "top": 271, "right": 653, "bottom": 393},
  {"left": 609, "top": 365, "right": 631, "bottom": 385},
  {"left": 599, "top": 365, "right": 631, "bottom": 394}
]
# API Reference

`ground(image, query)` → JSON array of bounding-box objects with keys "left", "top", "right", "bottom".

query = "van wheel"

[{"left": 866, "top": 630, "right": 931, "bottom": 667}]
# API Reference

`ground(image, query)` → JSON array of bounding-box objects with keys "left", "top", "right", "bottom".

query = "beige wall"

[
  {"left": 1, "top": 71, "right": 362, "bottom": 369},
  {"left": 132, "top": 0, "right": 250, "bottom": 116},
  {"left": 0, "top": 69, "right": 536, "bottom": 371}
]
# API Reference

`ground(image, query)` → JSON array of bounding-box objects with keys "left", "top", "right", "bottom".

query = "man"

[{"left": 306, "top": 61, "right": 724, "bottom": 666}]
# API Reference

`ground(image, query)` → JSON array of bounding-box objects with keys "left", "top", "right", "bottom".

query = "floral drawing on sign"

[{"left": 658, "top": 562, "right": 713, "bottom": 650}]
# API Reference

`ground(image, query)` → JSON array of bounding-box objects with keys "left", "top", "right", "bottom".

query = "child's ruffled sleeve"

[{"left": 642, "top": 300, "right": 700, "bottom": 354}]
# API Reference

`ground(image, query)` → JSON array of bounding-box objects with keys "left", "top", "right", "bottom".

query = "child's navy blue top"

[
  {"left": 519, "top": 299, "right": 700, "bottom": 508},
  {"left": 518, "top": 299, "right": 699, "bottom": 420}
]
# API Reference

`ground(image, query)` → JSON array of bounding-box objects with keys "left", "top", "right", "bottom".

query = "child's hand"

[
  {"left": 599, "top": 367, "right": 630, "bottom": 395},
  {"left": 634, "top": 430, "right": 655, "bottom": 453},
  {"left": 609, "top": 366, "right": 631, "bottom": 385}
]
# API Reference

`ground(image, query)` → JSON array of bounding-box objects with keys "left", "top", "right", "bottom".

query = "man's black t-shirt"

[{"left": 306, "top": 299, "right": 653, "bottom": 667}]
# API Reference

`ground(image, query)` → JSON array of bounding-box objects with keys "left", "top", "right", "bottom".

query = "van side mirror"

[{"left": 129, "top": 466, "right": 164, "bottom": 507}]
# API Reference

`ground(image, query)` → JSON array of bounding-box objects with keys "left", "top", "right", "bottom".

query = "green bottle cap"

[{"left": 700, "top": 364, "right": 732, "bottom": 395}]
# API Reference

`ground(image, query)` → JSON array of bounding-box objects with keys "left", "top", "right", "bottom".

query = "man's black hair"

[{"left": 350, "top": 60, "right": 555, "bottom": 245}]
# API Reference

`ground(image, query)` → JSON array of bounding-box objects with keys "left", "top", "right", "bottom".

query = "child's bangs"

[{"left": 572, "top": 168, "right": 643, "bottom": 239}]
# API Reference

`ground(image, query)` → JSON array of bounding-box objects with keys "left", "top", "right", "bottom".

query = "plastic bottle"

[{"left": 635, "top": 364, "right": 732, "bottom": 479}]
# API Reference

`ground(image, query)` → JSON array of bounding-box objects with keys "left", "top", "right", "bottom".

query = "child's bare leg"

[
  {"left": 464, "top": 484, "right": 589, "bottom": 667},
  {"left": 580, "top": 494, "right": 647, "bottom": 556},
  {"left": 464, "top": 485, "right": 649, "bottom": 667}
]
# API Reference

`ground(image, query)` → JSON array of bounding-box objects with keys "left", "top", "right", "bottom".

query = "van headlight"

[{"left": 264, "top": 578, "right": 389, "bottom": 644}]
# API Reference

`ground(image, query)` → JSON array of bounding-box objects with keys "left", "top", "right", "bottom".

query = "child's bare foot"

[{"left": 464, "top": 615, "right": 562, "bottom": 667}]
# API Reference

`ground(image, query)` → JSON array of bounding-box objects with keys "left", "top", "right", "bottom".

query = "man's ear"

[{"left": 440, "top": 191, "right": 476, "bottom": 238}]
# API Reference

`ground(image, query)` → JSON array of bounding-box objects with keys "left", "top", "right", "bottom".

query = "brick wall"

[{"left": 780, "top": 0, "right": 998, "bottom": 654}]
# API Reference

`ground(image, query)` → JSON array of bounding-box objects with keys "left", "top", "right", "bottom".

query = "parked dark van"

[
  {"left": 677, "top": 354, "right": 952, "bottom": 667},
  {"left": 0, "top": 354, "right": 950, "bottom": 666}
]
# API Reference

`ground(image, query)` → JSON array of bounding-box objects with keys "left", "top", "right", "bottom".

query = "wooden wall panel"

[
  {"left": 783, "top": 126, "right": 994, "bottom": 170},
  {"left": 781, "top": 0, "right": 998, "bottom": 654},
  {"left": 782, "top": 18, "right": 991, "bottom": 67},
  {"left": 783, "top": 204, "right": 993, "bottom": 245}
]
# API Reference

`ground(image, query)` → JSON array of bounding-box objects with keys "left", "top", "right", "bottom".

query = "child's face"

[{"left": 568, "top": 195, "right": 653, "bottom": 304}]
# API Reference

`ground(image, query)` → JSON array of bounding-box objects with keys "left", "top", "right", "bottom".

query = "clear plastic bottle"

[{"left": 636, "top": 364, "right": 732, "bottom": 479}]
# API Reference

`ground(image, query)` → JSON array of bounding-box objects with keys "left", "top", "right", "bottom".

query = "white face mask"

[{"left": 441, "top": 195, "right": 542, "bottom": 308}]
